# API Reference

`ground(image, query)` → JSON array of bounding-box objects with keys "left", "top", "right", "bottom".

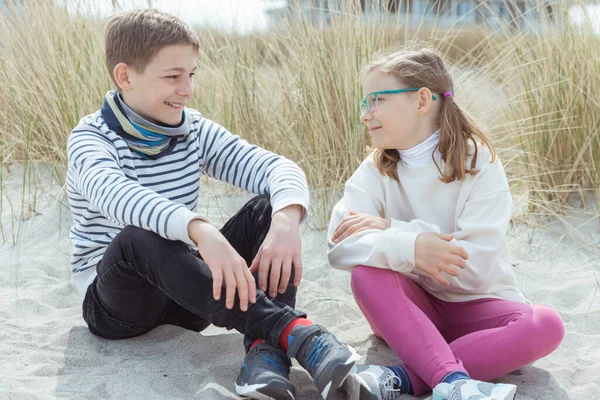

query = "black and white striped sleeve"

[
  {"left": 67, "top": 129, "right": 208, "bottom": 246},
  {"left": 197, "top": 118, "right": 310, "bottom": 220}
]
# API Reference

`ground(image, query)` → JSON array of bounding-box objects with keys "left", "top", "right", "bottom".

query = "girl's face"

[{"left": 361, "top": 69, "right": 432, "bottom": 150}]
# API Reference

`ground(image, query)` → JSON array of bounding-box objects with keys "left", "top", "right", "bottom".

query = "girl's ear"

[{"left": 417, "top": 87, "right": 434, "bottom": 116}]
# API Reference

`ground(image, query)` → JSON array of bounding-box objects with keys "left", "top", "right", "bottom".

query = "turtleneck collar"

[{"left": 398, "top": 130, "right": 440, "bottom": 168}]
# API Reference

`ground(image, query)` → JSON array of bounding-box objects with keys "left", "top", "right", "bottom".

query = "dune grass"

[{"left": 0, "top": 0, "right": 598, "bottom": 237}]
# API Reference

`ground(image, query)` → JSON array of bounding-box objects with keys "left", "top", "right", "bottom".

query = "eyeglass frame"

[{"left": 359, "top": 88, "right": 438, "bottom": 114}]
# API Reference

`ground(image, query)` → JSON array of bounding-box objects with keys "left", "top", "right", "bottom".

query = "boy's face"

[{"left": 118, "top": 43, "right": 198, "bottom": 126}]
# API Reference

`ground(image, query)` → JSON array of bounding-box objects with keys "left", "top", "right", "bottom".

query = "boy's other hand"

[
  {"left": 188, "top": 220, "right": 256, "bottom": 312},
  {"left": 332, "top": 211, "right": 390, "bottom": 244},
  {"left": 249, "top": 205, "right": 303, "bottom": 298},
  {"left": 414, "top": 232, "right": 468, "bottom": 286}
]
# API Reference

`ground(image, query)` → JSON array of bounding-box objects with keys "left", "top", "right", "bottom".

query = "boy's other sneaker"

[
  {"left": 343, "top": 365, "right": 403, "bottom": 400},
  {"left": 286, "top": 324, "right": 360, "bottom": 400},
  {"left": 235, "top": 342, "right": 296, "bottom": 400},
  {"left": 433, "top": 379, "right": 517, "bottom": 400}
]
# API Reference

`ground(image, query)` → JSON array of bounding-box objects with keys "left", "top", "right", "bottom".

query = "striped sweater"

[{"left": 67, "top": 109, "right": 310, "bottom": 298}]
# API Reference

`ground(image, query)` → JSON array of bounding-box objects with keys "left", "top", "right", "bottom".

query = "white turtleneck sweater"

[
  {"left": 399, "top": 130, "right": 441, "bottom": 167},
  {"left": 327, "top": 134, "right": 525, "bottom": 304}
]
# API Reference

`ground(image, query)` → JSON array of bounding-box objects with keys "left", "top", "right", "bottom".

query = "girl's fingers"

[
  {"left": 334, "top": 215, "right": 362, "bottom": 237},
  {"left": 450, "top": 254, "right": 466, "bottom": 268},
  {"left": 438, "top": 233, "right": 454, "bottom": 241},
  {"left": 443, "top": 264, "right": 461, "bottom": 277},
  {"left": 452, "top": 245, "right": 468, "bottom": 260},
  {"left": 337, "top": 221, "right": 364, "bottom": 242},
  {"left": 430, "top": 269, "right": 449, "bottom": 285}
]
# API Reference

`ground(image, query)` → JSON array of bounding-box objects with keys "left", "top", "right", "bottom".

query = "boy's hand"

[
  {"left": 332, "top": 211, "right": 390, "bottom": 244},
  {"left": 188, "top": 220, "right": 256, "bottom": 312},
  {"left": 414, "top": 232, "right": 469, "bottom": 286},
  {"left": 249, "top": 205, "right": 303, "bottom": 298}
]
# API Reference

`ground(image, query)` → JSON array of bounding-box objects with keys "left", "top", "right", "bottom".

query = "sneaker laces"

[
  {"left": 251, "top": 345, "right": 289, "bottom": 376},
  {"left": 382, "top": 374, "right": 403, "bottom": 400},
  {"left": 448, "top": 381, "right": 470, "bottom": 400},
  {"left": 262, "top": 354, "right": 287, "bottom": 375},
  {"left": 305, "top": 335, "right": 329, "bottom": 370}
]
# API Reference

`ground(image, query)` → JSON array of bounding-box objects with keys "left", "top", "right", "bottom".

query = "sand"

[{"left": 1, "top": 163, "right": 599, "bottom": 399}]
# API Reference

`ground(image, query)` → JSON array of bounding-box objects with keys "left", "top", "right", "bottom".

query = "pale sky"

[
  {"left": 57, "top": 1, "right": 600, "bottom": 35},
  {"left": 569, "top": 4, "right": 600, "bottom": 35},
  {"left": 59, "top": 0, "right": 287, "bottom": 33}
]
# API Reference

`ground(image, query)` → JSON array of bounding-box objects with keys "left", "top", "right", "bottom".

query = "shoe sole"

[
  {"left": 491, "top": 384, "right": 517, "bottom": 400},
  {"left": 235, "top": 380, "right": 295, "bottom": 400},
  {"left": 432, "top": 382, "right": 517, "bottom": 400},
  {"left": 319, "top": 345, "right": 361, "bottom": 400},
  {"left": 342, "top": 371, "right": 380, "bottom": 400}
]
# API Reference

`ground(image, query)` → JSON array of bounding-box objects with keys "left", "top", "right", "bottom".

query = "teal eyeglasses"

[{"left": 359, "top": 88, "right": 438, "bottom": 113}]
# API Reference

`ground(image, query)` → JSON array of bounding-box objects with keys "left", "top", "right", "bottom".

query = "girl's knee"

[
  {"left": 521, "top": 305, "right": 565, "bottom": 357},
  {"left": 536, "top": 305, "right": 565, "bottom": 352}
]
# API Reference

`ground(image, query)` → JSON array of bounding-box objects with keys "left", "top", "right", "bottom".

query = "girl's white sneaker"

[{"left": 432, "top": 379, "right": 517, "bottom": 400}]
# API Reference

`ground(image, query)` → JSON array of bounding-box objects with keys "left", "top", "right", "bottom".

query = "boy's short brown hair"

[{"left": 104, "top": 9, "right": 199, "bottom": 85}]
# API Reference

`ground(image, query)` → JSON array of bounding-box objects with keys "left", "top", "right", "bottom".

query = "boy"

[{"left": 67, "top": 9, "right": 357, "bottom": 400}]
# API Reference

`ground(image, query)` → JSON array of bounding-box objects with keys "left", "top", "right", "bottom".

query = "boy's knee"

[
  {"left": 119, "top": 225, "right": 158, "bottom": 245},
  {"left": 116, "top": 225, "right": 178, "bottom": 255},
  {"left": 248, "top": 194, "right": 271, "bottom": 214}
]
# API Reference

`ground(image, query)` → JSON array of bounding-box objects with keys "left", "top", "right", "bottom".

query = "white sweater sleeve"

[
  {"left": 390, "top": 218, "right": 441, "bottom": 234},
  {"left": 327, "top": 158, "right": 417, "bottom": 273},
  {"left": 415, "top": 161, "right": 514, "bottom": 294}
]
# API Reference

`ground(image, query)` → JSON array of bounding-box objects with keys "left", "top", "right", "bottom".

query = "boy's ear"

[
  {"left": 113, "top": 62, "right": 133, "bottom": 91},
  {"left": 417, "top": 87, "right": 433, "bottom": 116}
]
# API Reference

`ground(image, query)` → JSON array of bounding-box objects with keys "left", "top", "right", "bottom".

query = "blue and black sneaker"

[
  {"left": 287, "top": 324, "right": 360, "bottom": 400},
  {"left": 235, "top": 342, "right": 296, "bottom": 400}
]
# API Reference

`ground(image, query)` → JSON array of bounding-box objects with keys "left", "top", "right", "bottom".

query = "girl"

[{"left": 327, "top": 48, "right": 564, "bottom": 400}]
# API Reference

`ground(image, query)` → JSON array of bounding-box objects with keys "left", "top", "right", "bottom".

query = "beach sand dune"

[{"left": 1, "top": 165, "right": 598, "bottom": 399}]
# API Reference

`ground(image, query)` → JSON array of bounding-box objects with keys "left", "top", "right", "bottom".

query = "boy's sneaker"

[
  {"left": 286, "top": 324, "right": 360, "bottom": 400},
  {"left": 235, "top": 342, "right": 296, "bottom": 400},
  {"left": 433, "top": 379, "right": 517, "bottom": 400},
  {"left": 343, "top": 365, "right": 403, "bottom": 400}
]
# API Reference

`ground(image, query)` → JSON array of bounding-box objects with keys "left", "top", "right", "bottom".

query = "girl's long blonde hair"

[{"left": 363, "top": 48, "right": 496, "bottom": 183}]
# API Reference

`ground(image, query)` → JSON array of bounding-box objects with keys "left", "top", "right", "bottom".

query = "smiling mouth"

[{"left": 165, "top": 101, "right": 184, "bottom": 109}]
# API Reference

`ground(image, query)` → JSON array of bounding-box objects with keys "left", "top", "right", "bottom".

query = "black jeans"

[{"left": 82, "top": 195, "right": 305, "bottom": 351}]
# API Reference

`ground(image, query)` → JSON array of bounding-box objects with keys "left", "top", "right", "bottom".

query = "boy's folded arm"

[
  {"left": 68, "top": 132, "right": 208, "bottom": 246},
  {"left": 198, "top": 118, "right": 310, "bottom": 223}
]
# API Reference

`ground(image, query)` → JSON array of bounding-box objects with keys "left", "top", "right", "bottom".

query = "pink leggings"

[{"left": 351, "top": 266, "right": 565, "bottom": 396}]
